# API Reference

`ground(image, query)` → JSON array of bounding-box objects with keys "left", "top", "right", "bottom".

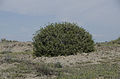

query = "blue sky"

[{"left": 0, "top": 0, "right": 120, "bottom": 42}]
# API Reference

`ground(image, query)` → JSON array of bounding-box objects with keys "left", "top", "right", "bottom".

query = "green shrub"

[{"left": 33, "top": 22, "right": 95, "bottom": 57}]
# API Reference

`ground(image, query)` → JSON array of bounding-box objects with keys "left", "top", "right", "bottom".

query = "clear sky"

[{"left": 0, "top": 0, "right": 120, "bottom": 42}]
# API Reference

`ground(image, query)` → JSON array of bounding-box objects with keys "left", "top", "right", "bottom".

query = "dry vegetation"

[
  {"left": 0, "top": 39, "right": 33, "bottom": 53},
  {"left": 0, "top": 39, "right": 120, "bottom": 79}
]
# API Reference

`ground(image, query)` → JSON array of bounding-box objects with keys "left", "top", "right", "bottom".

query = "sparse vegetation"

[
  {"left": 1, "top": 53, "right": 120, "bottom": 79},
  {"left": 33, "top": 22, "right": 95, "bottom": 57},
  {"left": 0, "top": 40, "right": 120, "bottom": 79},
  {"left": 0, "top": 38, "right": 18, "bottom": 43},
  {"left": 110, "top": 37, "right": 120, "bottom": 45},
  {"left": 0, "top": 31, "right": 120, "bottom": 79},
  {"left": 55, "top": 63, "right": 120, "bottom": 79},
  {"left": 0, "top": 40, "right": 33, "bottom": 53},
  {"left": 96, "top": 37, "right": 120, "bottom": 47},
  {"left": 0, "top": 51, "right": 12, "bottom": 54}
]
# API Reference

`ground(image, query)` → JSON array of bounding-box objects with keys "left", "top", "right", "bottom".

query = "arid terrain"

[{"left": 0, "top": 40, "right": 120, "bottom": 79}]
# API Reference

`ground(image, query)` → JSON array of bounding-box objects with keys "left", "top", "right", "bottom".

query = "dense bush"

[{"left": 33, "top": 22, "right": 95, "bottom": 57}]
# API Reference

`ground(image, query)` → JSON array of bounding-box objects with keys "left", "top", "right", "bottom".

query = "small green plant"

[
  {"left": 54, "top": 62, "right": 62, "bottom": 68},
  {"left": 35, "top": 63, "right": 56, "bottom": 76},
  {"left": 33, "top": 22, "right": 95, "bottom": 57}
]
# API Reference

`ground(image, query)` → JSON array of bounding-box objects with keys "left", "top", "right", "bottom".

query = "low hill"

[
  {"left": 0, "top": 38, "right": 120, "bottom": 79},
  {"left": 0, "top": 40, "right": 33, "bottom": 52}
]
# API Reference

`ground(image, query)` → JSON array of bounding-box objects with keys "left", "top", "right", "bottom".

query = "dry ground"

[{"left": 0, "top": 41, "right": 120, "bottom": 79}]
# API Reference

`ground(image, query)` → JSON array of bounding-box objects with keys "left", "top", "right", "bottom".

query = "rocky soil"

[
  {"left": 0, "top": 41, "right": 120, "bottom": 79},
  {"left": 0, "top": 41, "right": 33, "bottom": 52}
]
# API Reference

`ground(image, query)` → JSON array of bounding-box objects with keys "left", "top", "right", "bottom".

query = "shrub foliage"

[{"left": 33, "top": 22, "right": 95, "bottom": 57}]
